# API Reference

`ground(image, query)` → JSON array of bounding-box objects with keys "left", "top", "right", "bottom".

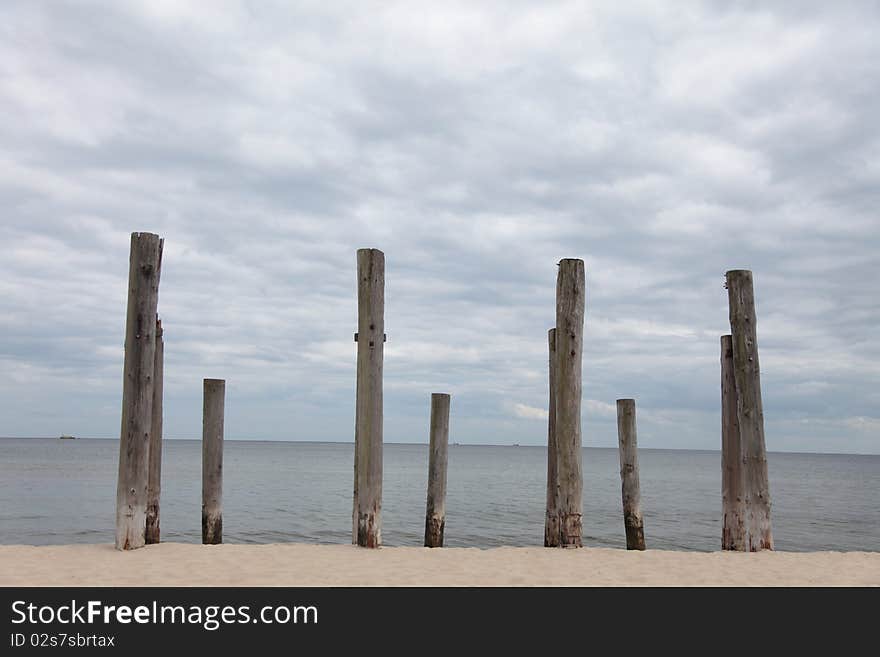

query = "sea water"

[{"left": 0, "top": 438, "right": 876, "bottom": 551}]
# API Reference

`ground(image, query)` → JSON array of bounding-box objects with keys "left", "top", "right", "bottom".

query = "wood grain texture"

[
  {"left": 726, "top": 270, "right": 773, "bottom": 551},
  {"left": 544, "top": 328, "right": 560, "bottom": 547},
  {"left": 616, "top": 399, "right": 646, "bottom": 550},
  {"left": 145, "top": 317, "right": 163, "bottom": 545},
  {"left": 424, "top": 393, "right": 450, "bottom": 547},
  {"left": 355, "top": 248, "right": 384, "bottom": 548},
  {"left": 115, "top": 232, "right": 162, "bottom": 551},
  {"left": 202, "top": 378, "right": 225, "bottom": 545},
  {"left": 555, "top": 259, "right": 585, "bottom": 548},
  {"left": 721, "top": 334, "right": 746, "bottom": 551}
]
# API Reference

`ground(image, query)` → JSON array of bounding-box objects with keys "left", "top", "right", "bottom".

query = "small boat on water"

[{"left": 59, "top": 434, "right": 76, "bottom": 440}]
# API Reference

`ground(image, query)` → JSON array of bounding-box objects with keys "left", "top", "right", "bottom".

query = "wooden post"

[
  {"left": 115, "top": 232, "right": 163, "bottom": 551},
  {"left": 354, "top": 248, "right": 384, "bottom": 548},
  {"left": 424, "top": 393, "right": 450, "bottom": 548},
  {"left": 555, "top": 258, "right": 585, "bottom": 548},
  {"left": 145, "top": 317, "right": 163, "bottom": 544},
  {"left": 721, "top": 334, "right": 746, "bottom": 550},
  {"left": 352, "top": 427, "right": 358, "bottom": 545},
  {"left": 616, "top": 399, "right": 646, "bottom": 550},
  {"left": 202, "top": 378, "right": 225, "bottom": 545},
  {"left": 352, "top": 330, "right": 358, "bottom": 544},
  {"left": 544, "top": 328, "right": 560, "bottom": 547},
  {"left": 726, "top": 270, "right": 773, "bottom": 551}
]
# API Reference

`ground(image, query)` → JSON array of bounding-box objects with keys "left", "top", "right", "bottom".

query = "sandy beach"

[{"left": 0, "top": 543, "right": 877, "bottom": 586}]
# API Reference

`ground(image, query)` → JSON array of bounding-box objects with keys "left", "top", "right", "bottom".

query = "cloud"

[
  {"left": 843, "top": 417, "right": 880, "bottom": 434},
  {"left": 512, "top": 404, "right": 549, "bottom": 421},
  {"left": 585, "top": 400, "right": 618, "bottom": 420},
  {"left": 0, "top": 1, "right": 877, "bottom": 453}
]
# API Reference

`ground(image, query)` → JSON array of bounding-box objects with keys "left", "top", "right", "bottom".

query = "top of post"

[
  {"left": 558, "top": 258, "right": 584, "bottom": 266},
  {"left": 128, "top": 233, "right": 162, "bottom": 270},
  {"left": 357, "top": 248, "right": 385, "bottom": 272},
  {"left": 724, "top": 270, "right": 753, "bottom": 293},
  {"left": 725, "top": 270, "right": 753, "bottom": 286}
]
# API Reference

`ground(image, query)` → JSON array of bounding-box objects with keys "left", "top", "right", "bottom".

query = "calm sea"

[{"left": 0, "top": 438, "right": 876, "bottom": 551}]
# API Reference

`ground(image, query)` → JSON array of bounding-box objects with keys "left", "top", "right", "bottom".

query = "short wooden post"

[
  {"left": 202, "top": 378, "right": 225, "bottom": 545},
  {"left": 352, "top": 433, "right": 358, "bottom": 545},
  {"left": 115, "top": 232, "right": 163, "bottom": 551},
  {"left": 555, "top": 258, "right": 585, "bottom": 548},
  {"left": 726, "top": 270, "right": 773, "bottom": 551},
  {"left": 544, "top": 328, "right": 560, "bottom": 547},
  {"left": 616, "top": 399, "right": 646, "bottom": 550},
  {"left": 721, "top": 334, "right": 746, "bottom": 550},
  {"left": 424, "top": 393, "right": 450, "bottom": 548},
  {"left": 354, "top": 248, "right": 384, "bottom": 548},
  {"left": 145, "top": 317, "right": 163, "bottom": 544}
]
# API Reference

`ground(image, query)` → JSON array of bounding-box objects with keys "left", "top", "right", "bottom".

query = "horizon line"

[{"left": 0, "top": 436, "right": 876, "bottom": 457}]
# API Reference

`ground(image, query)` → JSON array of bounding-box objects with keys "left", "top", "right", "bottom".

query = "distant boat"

[
  {"left": 513, "top": 443, "right": 520, "bottom": 447},
  {"left": 59, "top": 435, "right": 76, "bottom": 440}
]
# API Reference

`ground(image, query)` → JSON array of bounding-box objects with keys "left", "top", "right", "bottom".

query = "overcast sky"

[{"left": 1, "top": 1, "right": 877, "bottom": 453}]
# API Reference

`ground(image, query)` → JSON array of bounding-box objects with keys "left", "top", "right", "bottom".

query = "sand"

[{"left": 0, "top": 543, "right": 878, "bottom": 586}]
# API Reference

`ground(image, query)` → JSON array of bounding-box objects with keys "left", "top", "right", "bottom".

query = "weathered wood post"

[
  {"left": 544, "top": 328, "right": 560, "bottom": 547},
  {"left": 721, "top": 334, "right": 746, "bottom": 551},
  {"left": 202, "top": 378, "right": 225, "bottom": 545},
  {"left": 354, "top": 248, "right": 384, "bottom": 547},
  {"left": 115, "top": 232, "right": 163, "bottom": 551},
  {"left": 555, "top": 258, "right": 585, "bottom": 548},
  {"left": 352, "top": 358, "right": 358, "bottom": 545},
  {"left": 424, "top": 393, "right": 450, "bottom": 547},
  {"left": 616, "top": 398, "right": 646, "bottom": 550},
  {"left": 145, "top": 317, "right": 164, "bottom": 544},
  {"left": 726, "top": 269, "right": 773, "bottom": 551},
  {"left": 352, "top": 430, "right": 358, "bottom": 545}
]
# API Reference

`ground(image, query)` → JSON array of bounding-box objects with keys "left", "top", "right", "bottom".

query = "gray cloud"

[{"left": 0, "top": 1, "right": 877, "bottom": 454}]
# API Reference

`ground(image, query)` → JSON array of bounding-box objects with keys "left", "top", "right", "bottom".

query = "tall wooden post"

[
  {"left": 145, "top": 317, "right": 164, "bottom": 544},
  {"left": 115, "top": 232, "right": 163, "bottom": 551},
  {"left": 354, "top": 248, "right": 384, "bottom": 548},
  {"left": 721, "top": 334, "right": 746, "bottom": 550},
  {"left": 555, "top": 258, "right": 585, "bottom": 548},
  {"left": 202, "top": 378, "right": 225, "bottom": 545},
  {"left": 544, "top": 328, "right": 560, "bottom": 547},
  {"left": 616, "top": 399, "right": 646, "bottom": 550},
  {"left": 424, "top": 393, "right": 450, "bottom": 548},
  {"left": 726, "top": 270, "right": 773, "bottom": 551}
]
